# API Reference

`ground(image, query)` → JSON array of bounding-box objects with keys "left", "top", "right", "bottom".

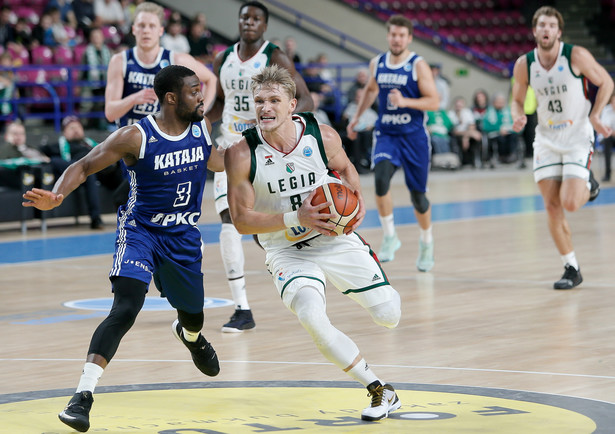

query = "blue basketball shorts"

[
  {"left": 109, "top": 221, "right": 205, "bottom": 314},
  {"left": 372, "top": 129, "right": 431, "bottom": 193}
]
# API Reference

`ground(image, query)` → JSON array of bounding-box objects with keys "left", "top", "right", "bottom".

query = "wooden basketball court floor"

[{"left": 1, "top": 161, "right": 614, "bottom": 432}]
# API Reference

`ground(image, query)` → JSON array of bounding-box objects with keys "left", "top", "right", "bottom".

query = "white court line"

[{"left": 2, "top": 358, "right": 615, "bottom": 380}]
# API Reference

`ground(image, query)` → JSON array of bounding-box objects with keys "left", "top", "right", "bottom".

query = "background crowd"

[{"left": 0, "top": 0, "right": 613, "bottom": 225}]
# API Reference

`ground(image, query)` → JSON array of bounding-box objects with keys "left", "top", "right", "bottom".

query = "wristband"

[{"left": 283, "top": 211, "right": 300, "bottom": 228}]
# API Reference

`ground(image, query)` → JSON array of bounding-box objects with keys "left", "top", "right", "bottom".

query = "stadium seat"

[{"left": 30, "top": 46, "right": 53, "bottom": 65}]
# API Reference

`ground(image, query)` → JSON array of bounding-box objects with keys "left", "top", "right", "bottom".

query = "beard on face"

[{"left": 177, "top": 97, "right": 204, "bottom": 123}]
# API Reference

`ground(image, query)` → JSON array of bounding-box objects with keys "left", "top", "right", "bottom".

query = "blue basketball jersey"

[
  {"left": 119, "top": 115, "right": 212, "bottom": 235},
  {"left": 118, "top": 47, "right": 174, "bottom": 127},
  {"left": 374, "top": 51, "right": 426, "bottom": 135}
]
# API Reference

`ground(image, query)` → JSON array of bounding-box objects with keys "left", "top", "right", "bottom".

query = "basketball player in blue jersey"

[
  {"left": 207, "top": 1, "right": 313, "bottom": 333},
  {"left": 226, "top": 64, "right": 402, "bottom": 422},
  {"left": 347, "top": 15, "right": 439, "bottom": 270},
  {"left": 23, "top": 65, "right": 224, "bottom": 433},
  {"left": 105, "top": 2, "right": 217, "bottom": 128},
  {"left": 511, "top": 6, "right": 612, "bottom": 289}
]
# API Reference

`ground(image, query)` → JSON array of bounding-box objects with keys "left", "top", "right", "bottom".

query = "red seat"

[
  {"left": 74, "top": 44, "right": 88, "bottom": 63},
  {"left": 54, "top": 45, "right": 75, "bottom": 65},
  {"left": 30, "top": 46, "right": 54, "bottom": 65},
  {"left": 7, "top": 45, "right": 29, "bottom": 66}
]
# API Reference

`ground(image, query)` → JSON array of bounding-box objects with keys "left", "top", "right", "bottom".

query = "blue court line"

[{"left": 1, "top": 188, "right": 613, "bottom": 265}]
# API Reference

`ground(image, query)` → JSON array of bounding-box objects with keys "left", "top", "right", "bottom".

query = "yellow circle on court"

[{"left": 0, "top": 385, "right": 600, "bottom": 433}]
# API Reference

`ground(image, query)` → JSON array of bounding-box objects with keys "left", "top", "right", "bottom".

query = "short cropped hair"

[
  {"left": 153, "top": 65, "right": 196, "bottom": 103},
  {"left": 134, "top": 2, "right": 164, "bottom": 25},
  {"left": 251, "top": 64, "right": 296, "bottom": 100},
  {"left": 240, "top": 1, "right": 269, "bottom": 23},
  {"left": 386, "top": 14, "right": 413, "bottom": 35},
  {"left": 532, "top": 6, "right": 564, "bottom": 32}
]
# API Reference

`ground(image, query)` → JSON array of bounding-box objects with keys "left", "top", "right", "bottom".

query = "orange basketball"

[{"left": 311, "top": 182, "right": 360, "bottom": 236}]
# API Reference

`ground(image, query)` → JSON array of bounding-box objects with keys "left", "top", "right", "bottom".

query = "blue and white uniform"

[
  {"left": 118, "top": 47, "right": 174, "bottom": 127},
  {"left": 109, "top": 115, "right": 212, "bottom": 313},
  {"left": 373, "top": 51, "right": 431, "bottom": 192}
]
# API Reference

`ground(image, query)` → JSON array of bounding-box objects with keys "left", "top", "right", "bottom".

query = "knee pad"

[
  {"left": 88, "top": 277, "right": 147, "bottom": 361},
  {"left": 219, "top": 223, "right": 244, "bottom": 278},
  {"left": 411, "top": 190, "right": 430, "bottom": 214},
  {"left": 367, "top": 287, "right": 401, "bottom": 328},
  {"left": 374, "top": 160, "right": 396, "bottom": 196},
  {"left": 177, "top": 309, "right": 204, "bottom": 333}
]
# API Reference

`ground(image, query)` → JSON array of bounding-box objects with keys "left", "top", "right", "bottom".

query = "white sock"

[
  {"left": 379, "top": 214, "right": 395, "bottom": 237},
  {"left": 229, "top": 277, "right": 250, "bottom": 310},
  {"left": 76, "top": 362, "right": 104, "bottom": 393},
  {"left": 561, "top": 252, "right": 579, "bottom": 270},
  {"left": 420, "top": 225, "right": 433, "bottom": 244},
  {"left": 345, "top": 357, "right": 380, "bottom": 387},
  {"left": 182, "top": 328, "right": 200, "bottom": 342}
]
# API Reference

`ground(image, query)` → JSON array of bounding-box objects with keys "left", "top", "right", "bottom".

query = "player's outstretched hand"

[
  {"left": 22, "top": 188, "right": 64, "bottom": 211},
  {"left": 298, "top": 189, "right": 337, "bottom": 236}
]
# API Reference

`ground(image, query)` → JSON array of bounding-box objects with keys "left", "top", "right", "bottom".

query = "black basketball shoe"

[
  {"left": 172, "top": 320, "right": 220, "bottom": 376},
  {"left": 553, "top": 265, "right": 583, "bottom": 290},
  {"left": 589, "top": 170, "right": 600, "bottom": 202},
  {"left": 58, "top": 391, "right": 93, "bottom": 432},
  {"left": 221, "top": 309, "right": 255, "bottom": 333}
]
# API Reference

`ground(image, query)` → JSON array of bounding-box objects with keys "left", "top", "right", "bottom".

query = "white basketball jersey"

[
  {"left": 243, "top": 113, "right": 340, "bottom": 251},
  {"left": 527, "top": 42, "right": 593, "bottom": 151},
  {"left": 218, "top": 41, "right": 277, "bottom": 147}
]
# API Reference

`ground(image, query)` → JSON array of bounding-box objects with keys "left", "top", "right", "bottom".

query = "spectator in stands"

[
  {"left": 471, "top": 88, "right": 489, "bottom": 131},
  {"left": 346, "top": 67, "right": 373, "bottom": 109},
  {"left": 9, "top": 18, "right": 34, "bottom": 50},
  {"left": 47, "top": 7, "right": 71, "bottom": 47},
  {"left": 0, "top": 121, "right": 53, "bottom": 192},
  {"left": 342, "top": 87, "right": 377, "bottom": 174},
  {"left": 41, "top": 116, "right": 104, "bottom": 229},
  {"left": 599, "top": 92, "right": 615, "bottom": 182},
  {"left": 94, "top": 0, "right": 125, "bottom": 30},
  {"left": 46, "top": 0, "right": 76, "bottom": 27},
  {"left": 284, "top": 36, "right": 301, "bottom": 64},
  {"left": 482, "top": 92, "right": 518, "bottom": 164},
  {"left": 448, "top": 96, "right": 482, "bottom": 167},
  {"left": 430, "top": 63, "right": 450, "bottom": 110},
  {"left": 72, "top": 0, "right": 97, "bottom": 38},
  {"left": 426, "top": 108, "right": 454, "bottom": 154},
  {"left": 161, "top": 19, "right": 190, "bottom": 54},
  {"left": 0, "top": 52, "right": 17, "bottom": 118},
  {"left": 0, "top": 6, "right": 15, "bottom": 48},
  {"left": 31, "top": 12, "right": 53, "bottom": 49},
  {"left": 187, "top": 19, "right": 212, "bottom": 64},
  {"left": 302, "top": 60, "right": 330, "bottom": 94},
  {"left": 81, "top": 27, "right": 112, "bottom": 129},
  {"left": 310, "top": 91, "right": 331, "bottom": 126},
  {"left": 314, "top": 52, "right": 334, "bottom": 82}
]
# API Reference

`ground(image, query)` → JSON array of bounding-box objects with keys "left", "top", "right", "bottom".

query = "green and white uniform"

[
  {"left": 526, "top": 42, "right": 594, "bottom": 181},
  {"left": 244, "top": 113, "right": 393, "bottom": 310},
  {"left": 214, "top": 41, "right": 278, "bottom": 213}
]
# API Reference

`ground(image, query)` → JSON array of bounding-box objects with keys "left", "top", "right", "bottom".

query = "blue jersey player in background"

[
  {"left": 103, "top": 1, "right": 217, "bottom": 211},
  {"left": 104, "top": 2, "right": 217, "bottom": 128},
  {"left": 23, "top": 65, "right": 225, "bottom": 433},
  {"left": 347, "top": 14, "right": 439, "bottom": 271}
]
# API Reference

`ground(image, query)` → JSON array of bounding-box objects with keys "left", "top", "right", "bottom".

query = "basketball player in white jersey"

[
  {"left": 225, "top": 64, "right": 402, "bottom": 421},
  {"left": 511, "top": 6, "right": 613, "bottom": 289},
  {"left": 207, "top": 1, "right": 313, "bottom": 332}
]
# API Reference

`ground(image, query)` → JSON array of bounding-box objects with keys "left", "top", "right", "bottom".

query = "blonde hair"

[
  {"left": 251, "top": 64, "right": 296, "bottom": 100},
  {"left": 134, "top": 2, "right": 164, "bottom": 25}
]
